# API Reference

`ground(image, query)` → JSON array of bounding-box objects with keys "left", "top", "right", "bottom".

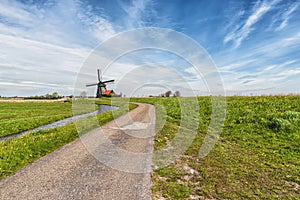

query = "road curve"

[{"left": 0, "top": 103, "right": 155, "bottom": 200}]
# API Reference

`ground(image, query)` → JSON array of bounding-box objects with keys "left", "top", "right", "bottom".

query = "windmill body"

[{"left": 86, "top": 69, "right": 114, "bottom": 98}]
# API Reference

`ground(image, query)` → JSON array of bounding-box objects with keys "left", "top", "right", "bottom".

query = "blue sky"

[{"left": 0, "top": 0, "right": 299, "bottom": 96}]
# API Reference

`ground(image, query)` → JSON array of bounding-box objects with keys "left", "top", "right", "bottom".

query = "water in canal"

[{"left": 0, "top": 105, "right": 118, "bottom": 141}]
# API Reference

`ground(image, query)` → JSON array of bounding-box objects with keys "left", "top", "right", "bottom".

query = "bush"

[{"left": 268, "top": 118, "right": 291, "bottom": 132}]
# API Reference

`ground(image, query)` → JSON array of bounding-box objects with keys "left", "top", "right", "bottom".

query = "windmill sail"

[
  {"left": 86, "top": 83, "right": 98, "bottom": 87},
  {"left": 86, "top": 69, "right": 115, "bottom": 98},
  {"left": 97, "top": 69, "right": 101, "bottom": 81},
  {"left": 102, "top": 80, "right": 114, "bottom": 84}
]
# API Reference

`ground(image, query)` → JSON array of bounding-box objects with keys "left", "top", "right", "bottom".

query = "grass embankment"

[
  {"left": 133, "top": 96, "right": 300, "bottom": 199},
  {"left": 0, "top": 99, "right": 137, "bottom": 179}
]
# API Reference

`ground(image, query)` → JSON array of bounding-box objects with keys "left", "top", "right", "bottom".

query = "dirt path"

[{"left": 0, "top": 103, "right": 155, "bottom": 200}]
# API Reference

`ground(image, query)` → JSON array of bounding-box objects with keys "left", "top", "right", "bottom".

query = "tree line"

[
  {"left": 159, "top": 90, "right": 181, "bottom": 97},
  {"left": 24, "top": 92, "right": 62, "bottom": 99}
]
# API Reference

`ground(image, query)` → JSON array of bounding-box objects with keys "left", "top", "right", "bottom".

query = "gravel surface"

[{"left": 0, "top": 103, "right": 155, "bottom": 200}]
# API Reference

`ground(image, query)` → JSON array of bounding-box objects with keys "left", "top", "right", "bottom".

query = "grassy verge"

[
  {"left": 0, "top": 101, "right": 137, "bottom": 180},
  {"left": 132, "top": 96, "right": 300, "bottom": 199}
]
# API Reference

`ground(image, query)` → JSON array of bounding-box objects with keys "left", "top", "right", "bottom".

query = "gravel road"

[{"left": 0, "top": 103, "right": 155, "bottom": 200}]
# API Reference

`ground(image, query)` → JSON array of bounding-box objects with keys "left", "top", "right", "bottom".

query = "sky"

[{"left": 0, "top": 0, "right": 299, "bottom": 97}]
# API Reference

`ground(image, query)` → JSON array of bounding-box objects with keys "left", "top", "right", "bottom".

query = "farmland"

[{"left": 132, "top": 96, "right": 300, "bottom": 199}]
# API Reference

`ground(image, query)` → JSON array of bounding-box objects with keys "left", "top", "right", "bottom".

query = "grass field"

[
  {"left": 0, "top": 99, "right": 136, "bottom": 179},
  {"left": 0, "top": 102, "right": 74, "bottom": 137},
  {"left": 1, "top": 96, "right": 299, "bottom": 199},
  {"left": 132, "top": 96, "right": 300, "bottom": 199},
  {"left": 0, "top": 99, "right": 114, "bottom": 138}
]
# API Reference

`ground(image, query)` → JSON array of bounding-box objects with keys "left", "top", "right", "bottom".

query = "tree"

[
  {"left": 80, "top": 91, "right": 87, "bottom": 98},
  {"left": 52, "top": 92, "right": 59, "bottom": 99},
  {"left": 174, "top": 91, "right": 181, "bottom": 97},
  {"left": 165, "top": 90, "right": 172, "bottom": 97}
]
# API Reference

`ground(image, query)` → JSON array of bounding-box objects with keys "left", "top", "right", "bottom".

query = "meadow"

[
  {"left": 0, "top": 99, "right": 116, "bottom": 138},
  {"left": 0, "top": 102, "right": 74, "bottom": 137},
  {"left": 132, "top": 96, "right": 300, "bottom": 199},
  {"left": 0, "top": 99, "right": 136, "bottom": 179},
  {"left": 0, "top": 96, "right": 299, "bottom": 199}
]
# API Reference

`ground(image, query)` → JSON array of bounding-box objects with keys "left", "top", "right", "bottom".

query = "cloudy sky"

[{"left": 0, "top": 0, "right": 299, "bottom": 97}]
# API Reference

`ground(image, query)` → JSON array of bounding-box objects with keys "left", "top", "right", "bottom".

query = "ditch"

[{"left": 0, "top": 104, "right": 118, "bottom": 141}]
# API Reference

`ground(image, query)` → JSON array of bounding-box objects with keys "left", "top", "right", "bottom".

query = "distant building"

[{"left": 103, "top": 90, "right": 114, "bottom": 96}]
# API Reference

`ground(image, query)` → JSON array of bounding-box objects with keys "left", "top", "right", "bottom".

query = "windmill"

[{"left": 86, "top": 69, "right": 114, "bottom": 98}]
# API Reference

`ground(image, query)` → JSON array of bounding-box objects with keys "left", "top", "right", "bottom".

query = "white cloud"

[
  {"left": 0, "top": 0, "right": 299, "bottom": 97},
  {"left": 219, "top": 59, "right": 256, "bottom": 72},
  {"left": 120, "top": 0, "right": 154, "bottom": 28},
  {"left": 224, "top": 0, "right": 281, "bottom": 48},
  {"left": 220, "top": 30, "right": 300, "bottom": 73},
  {"left": 0, "top": 0, "right": 117, "bottom": 47},
  {"left": 275, "top": 1, "right": 300, "bottom": 31},
  {"left": 281, "top": 31, "right": 300, "bottom": 47},
  {"left": 111, "top": 64, "right": 201, "bottom": 96},
  {"left": 0, "top": 0, "right": 36, "bottom": 27},
  {"left": 248, "top": 31, "right": 300, "bottom": 59},
  {"left": 219, "top": 58, "right": 299, "bottom": 95},
  {"left": 0, "top": 0, "right": 122, "bottom": 96},
  {"left": 264, "top": 60, "right": 297, "bottom": 71},
  {"left": 0, "top": 33, "right": 91, "bottom": 96},
  {"left": 76, "top": 4, "right": 116, "bottom": 42}
]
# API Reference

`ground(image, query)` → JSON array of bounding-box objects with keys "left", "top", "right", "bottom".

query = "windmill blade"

[
  {"left": 86, "top": 83, "right": 98, "bottom": 87},
  {"left": 102, "top": 79, "right": 114, "bottom": 84},
  {"left": 97, "top": 69, "right": 101, "bottom": 81}
]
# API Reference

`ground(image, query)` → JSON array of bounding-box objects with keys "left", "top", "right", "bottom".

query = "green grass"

[
  {"left": 0, "top": 100, "right": 137, "bottom": 180},
  {"left": 1, "top": 96, "right": 299, "bottom": 199},
  {"left": 0, "top": 100, "right": 100, "bottom": 138},
  {"left": 0, "top": 102, "right": 73, "bottom": 137},
  {"left": 132, "top": 96, "right": 300, "bottom": 199},
  {"left": 0, "top": 99, "right": 115, "bottom": 138}
]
